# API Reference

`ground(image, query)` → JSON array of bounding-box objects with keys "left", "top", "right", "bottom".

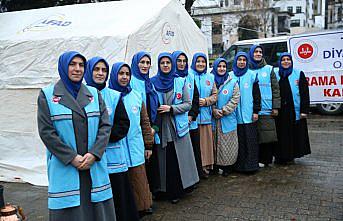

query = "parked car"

[{"left": 221, "top": 33, "right": 343, "bottom": 115}]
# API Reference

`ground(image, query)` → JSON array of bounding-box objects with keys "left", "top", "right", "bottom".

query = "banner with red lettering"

[{"left": 289, "top": 31, "right": 343, "bottom": 104}]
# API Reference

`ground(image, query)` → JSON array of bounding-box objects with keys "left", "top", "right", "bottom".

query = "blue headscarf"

[
  {"left": 131, "top": 51, "right": 159, "bottom": 122},
  {"left": 278, "top": 52, "right": 293, "bottom": 78},
  {"left": 233, "top": 52, "right": 249, "bottom": 77},
  {"left": 172, "top": 51, "right": 188, "bottom": 77},
  {"left": 191, "top": 52, "right": 207, "bottom": 75},
  {"left": 211, "top": 58, "right": 228, "bottom": 89},
  {"left": 151, "top": 52, "right": 175, "bottom": 93},
  {"left": 248, "top": 45, "right": 263, "bottom": 69},
  {"left": 108, "top": 62, "right": 132, "bottom": 97},
  {"left": 58, "top": 51, "right": 87, "bottom": 99},
  {"left": 84, "top": 57, "right": 109, "bottom": 91}
]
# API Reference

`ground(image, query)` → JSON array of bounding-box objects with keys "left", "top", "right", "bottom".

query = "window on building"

[
  {"left": 338, "top": 7, "right": 342, "bottom": 22},
  {"left": 212, "top": 43, "right": 223, "bottom": 55},
  {"left": 220, "top": 0, "right": 224, "bottom": 7},
  {"left": 290, "top": 19, "right": 301, "bottom": 27},
  {"left": 234, "top": 0, "right": 241, "bottom": 5},
  {"left": 225, "top": 0, "right": 229, "bottom": 7},
  {"left": 212, "top": 22, "right": 222, "bottom": 35},
  {"left": 287, "top": 6, "right": 293, "bottom": 13},
  {"left": 296, "top": 6, "right": 301, "bottom": 13}
]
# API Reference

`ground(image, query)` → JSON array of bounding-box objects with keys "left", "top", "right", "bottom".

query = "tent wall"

[
  {"left": 0, "top": 0, "right": 208, "bottom": 186},
  {"left": 0, "top": 37, "right": 128, "bottom": 89},
  {"left": 0, "top": 89, "right": 48, "bottom": 185},
  {"left": 126, "top": 0, "right": 208, "bottom": 75}
]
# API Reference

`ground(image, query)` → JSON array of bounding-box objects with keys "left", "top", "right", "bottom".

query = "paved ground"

[{"left": 1, "top": 114, "right": 342, "bottom": 221}]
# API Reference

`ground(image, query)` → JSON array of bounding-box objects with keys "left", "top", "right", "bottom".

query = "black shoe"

[
  {"left": 170, "top": 198, "right": 180, "bottom": 204},
  {"left": 201, "top": 173, "right": 209, "bottom": 180},
  {"left": 138, "top": 207, "right": 153, "bottom": 218},
  {"left": 222, "top": 171, "right": 229, "bottom": 177},
  {"left": 145, "top": 207, "right": 153, "bottom": 214}
]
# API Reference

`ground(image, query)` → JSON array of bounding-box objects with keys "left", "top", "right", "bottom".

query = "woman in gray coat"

[
  {"left": 151, "top": 52, "right": 199, "bottom": 204},
  {"left": 37, "top": 51, "right": 116, "bottom": 221}
]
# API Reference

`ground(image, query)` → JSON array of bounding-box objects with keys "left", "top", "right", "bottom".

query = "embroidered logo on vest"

[
  {"left": 261, "top": 72, "right": 267, "bottom": 78},
  {"left": 52, "top": 96, "right": 61, "bottom": 104},
  {"left": 206, "top": 80, "right": 211, "bottom": 86},
  {"left": 132, "top": 106, "right": 139, "bottom": 114},
  {"left": 89, "top": 96, "right": 94, "bottom": 102},
  {"left": 188, "top": 83, "right": 192, "bottom": 89},
  {"left": 222, "top": 89, "right": 229, "bottom": 95},
  {"left": 244, "top": 82, "right": 249, "bottom": 88},
  {"left": 176, "top": 93, "right": 182, "bottom": 100}
]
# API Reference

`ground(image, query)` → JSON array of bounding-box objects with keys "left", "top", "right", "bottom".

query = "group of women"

[{"left": 37, "top": 45, "right": 311, "bottom": 221}]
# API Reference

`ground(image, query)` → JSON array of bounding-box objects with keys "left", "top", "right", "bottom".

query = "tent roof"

[{"left": 0, "top": 0, "right": 170, "bottom": 41}]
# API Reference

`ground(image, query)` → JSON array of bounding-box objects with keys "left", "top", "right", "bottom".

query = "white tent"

[{"left": 0, "top": 0, "right": 208, "bottom": 186}]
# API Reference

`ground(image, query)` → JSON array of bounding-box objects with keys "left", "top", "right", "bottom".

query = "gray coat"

[
  {"left": 158, "top": 83, "right": 199, "bottom": 191},
  {"left": 37, "top": 80, "right": 116, "bottom": 221}
]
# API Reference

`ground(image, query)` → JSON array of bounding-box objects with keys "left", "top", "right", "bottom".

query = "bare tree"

[{"left": 241, "top": 0, "right": 276, "bottom": 38}]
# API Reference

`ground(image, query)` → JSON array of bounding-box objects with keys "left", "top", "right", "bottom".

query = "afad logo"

[
  {"left": 161, "top": 22, "right": 175, "bottom": 44},
  {"left": 19, "top": 14, "right": 72, "bottom": 34},
  {"left": 293, "top": 39, "right": 318, "bottom": 63}
]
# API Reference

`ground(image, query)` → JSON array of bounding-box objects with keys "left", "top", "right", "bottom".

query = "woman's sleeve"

[
  {"left": 204, "top": 83, "right": 218, "bottom": 106},
  {"left": 140, "top": 103, "right": 154, "bottom": 149},
  {"left": 37, "top": 90, "right": 77, "bottom": 165},
  {"left": 253, "top": 78, "right": 261, "bottom": 114},
  {"left": 271, "top": 69, "right": 281, "bottom": 109},
  {"left": 188, "top": 83, "right": 200, "bottom": 120},
  {"left": 88, "top": 91, "right": 112, "bottom": 160},
  {"left": 222, "top": 83, "right": 240, "bottom": 115},
  {"left": 299, "top": 71, "right": 310, "bottom": 114},
  {"left": 109, "top": 99, "right": 130, "bottom": 143}
]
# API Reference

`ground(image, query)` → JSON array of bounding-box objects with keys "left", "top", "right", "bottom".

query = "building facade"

[{"left": 192, "top": 0, "right": 290, "bottom": 57}]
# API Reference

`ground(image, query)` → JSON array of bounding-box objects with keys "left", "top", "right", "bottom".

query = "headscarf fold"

[
  {"left": 233, "top": 52, "right": 249, "bottom": 77},
  {"left": 131, "top": 51, "right": 159, "bottom": 122},
  {"left": 108, "top": 62, "right": 132, "bottom": 97},
  {"left": 190, "top": 52, "right": 207, "bottom": 75},
  {"left": 84, "top": 57, "right": 109, "bottom": 91},
  {"left": 58, "top": 51, "right": 87, "bottom": 99},
  {"left": 248, "top": 45, "right": 264, "bottom": 70},
  {"left": 151, "top": 52, "right": 175, "bottom": 93},
  {"left": 278, "top": 52, "right": 293, "bottom": 78},
  {"left": 211, "top": 58, "right": 228, "bottom": 88},
  {"left": 172, "top": 51, "right": 189, "bottom": 77}
]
